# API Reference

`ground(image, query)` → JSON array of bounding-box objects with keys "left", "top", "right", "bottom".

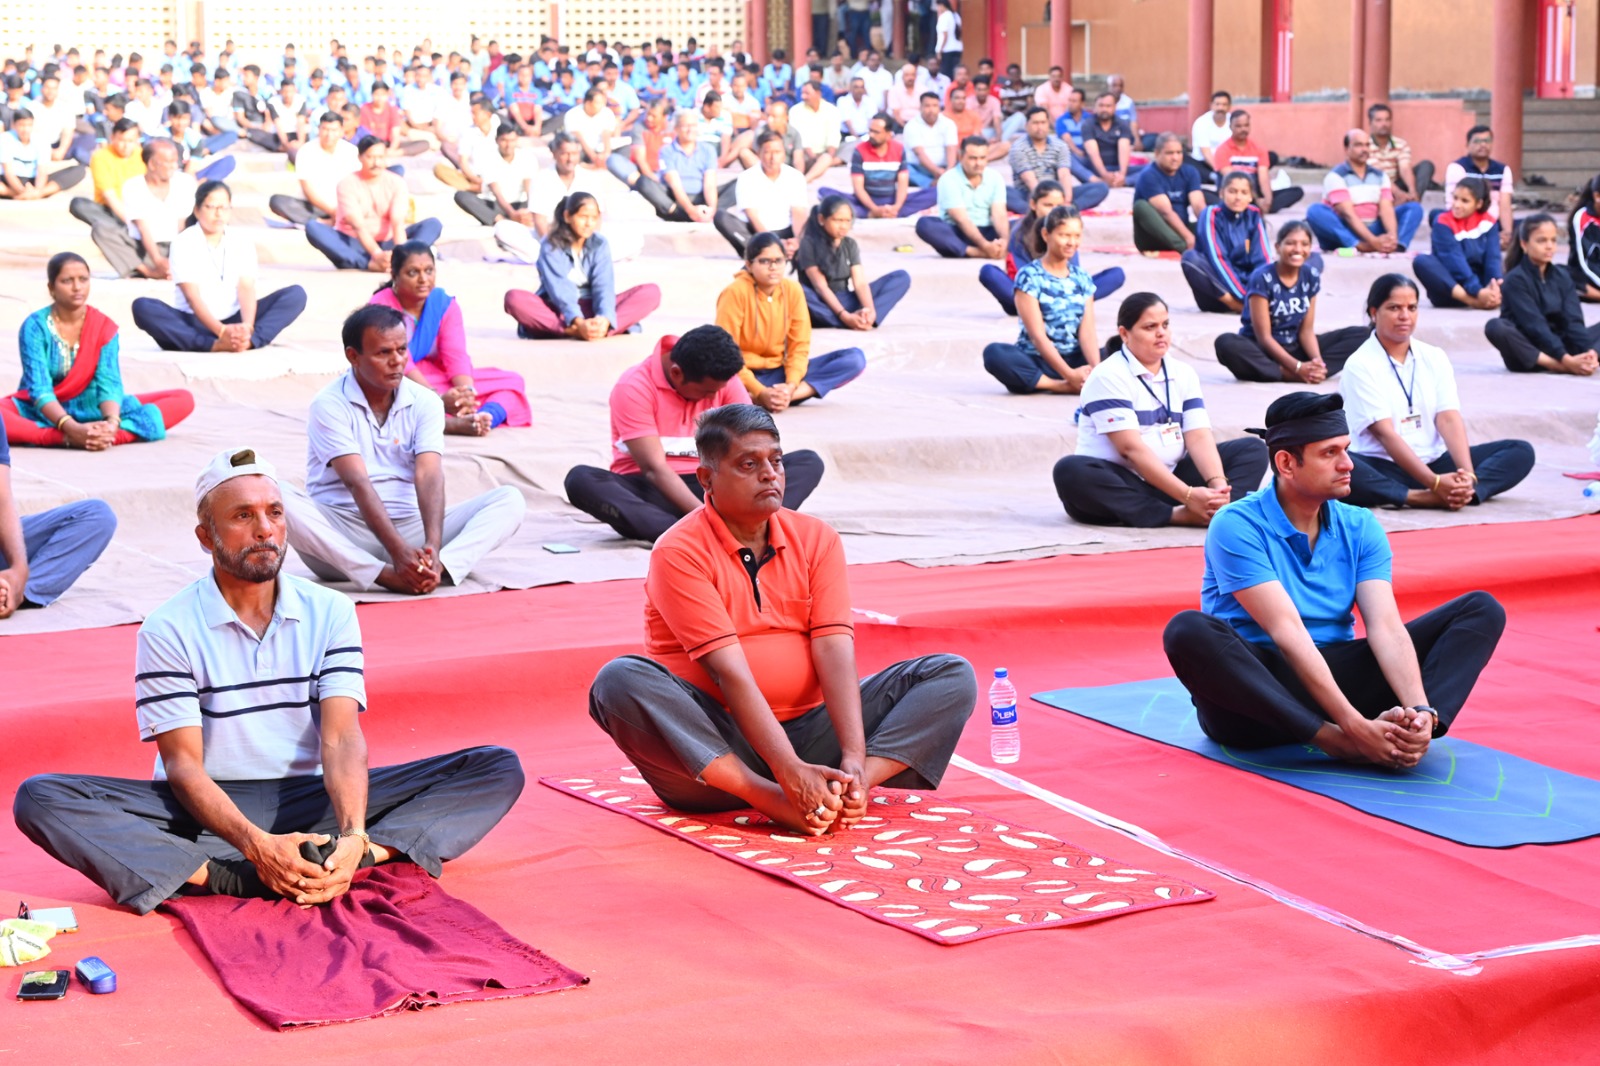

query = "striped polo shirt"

[
  {"left": 135, "top": 572, "right": 366, "bottom": 781},
  {"left": 1075, "top": 351, "right": 1210, "bottom": 471},
  {"left": 1321, "top": 161, "right": 1392, "bottom": 224}
]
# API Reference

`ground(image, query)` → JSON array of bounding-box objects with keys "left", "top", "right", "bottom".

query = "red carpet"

[
  {"left": 3, "top": 515, "right": 1599, "bottom": 1063},
  {"left": 543, "top": 767, "right": 1213, "bottom": 943}
]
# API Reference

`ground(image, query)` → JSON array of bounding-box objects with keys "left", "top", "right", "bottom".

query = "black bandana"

[{"left": 1247, "top": 391, "right": 1349, "bottom": 453}]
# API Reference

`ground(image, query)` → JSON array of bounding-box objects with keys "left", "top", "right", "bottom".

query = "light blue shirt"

[
  {"left": 935, "top": 165, "right": 1004, "bottom": 225},
  {"left": 1202, "top": 484, "right": 1393, "bottom": 647}
]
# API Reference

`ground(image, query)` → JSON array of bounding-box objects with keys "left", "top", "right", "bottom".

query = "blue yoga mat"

[{"left": 1032, "top": 678, "right": 1600, "bottom": 848}]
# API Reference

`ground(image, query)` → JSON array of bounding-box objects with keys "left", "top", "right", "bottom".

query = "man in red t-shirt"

[
  {"left": 564, "top": 325, "right": 824, "bottom": 543},
  {"left": 1212, "top": 109, "right": 1304, "bottom": 214},
  {"left": 587, "top": 402, "right": 975, "bottom": 834}
]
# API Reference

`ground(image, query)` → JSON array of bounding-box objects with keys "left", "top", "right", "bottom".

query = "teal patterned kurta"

[{"left": 10, "top": 306, "right": 165, "bottom": 440}]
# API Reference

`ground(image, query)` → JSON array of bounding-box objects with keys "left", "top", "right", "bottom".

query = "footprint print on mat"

[{"left": 541, "top": 768, "right": 1215, "bottom": 944}]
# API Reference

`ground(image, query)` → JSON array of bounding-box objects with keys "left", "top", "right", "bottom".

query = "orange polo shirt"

[{"left": 644, "top": 504, "right": 854, "bottom": 721}]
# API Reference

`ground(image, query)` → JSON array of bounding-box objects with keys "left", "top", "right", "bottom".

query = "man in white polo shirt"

[
  {"left": 713, "top": 128, "right": 810, "bottom": 256},
  {"left": 788, "top": 81, "right": 842, "bottom": 181},
  {"left": 12, "top": 446, "right": 524, "bottom": 913},
  {"left": 268, "top": 110, "right": 359, "bottom": 226},
  {"left": 285, "top": 304, "right": 525, "bottom": 594}
]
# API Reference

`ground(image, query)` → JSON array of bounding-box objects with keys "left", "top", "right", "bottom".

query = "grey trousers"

[
  {"left": 283, "top": 483, "right": 525, "bottom": 591},
  {"left": 69, "top": 196, "right": 169, "bottom": 278},
  {"left": 588, "top": 653, "right": 977, "bottom": 811},
  {"left": 13, "top": 746, "right": 525, "bottom": 914}
]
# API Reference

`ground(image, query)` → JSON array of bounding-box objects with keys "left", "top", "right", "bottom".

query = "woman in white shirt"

[
  {"left": 1053, "top": 292, "right": 1267, "bottom": 527},
  {"left": 130, "top": 180, "right": 307, "bottom": 352},
  {"left": 1340, "top": 273, "right": 1534, "bottom": 509},
  {"left": 934, "top": 0, "right": 964, "bottom": 79}
]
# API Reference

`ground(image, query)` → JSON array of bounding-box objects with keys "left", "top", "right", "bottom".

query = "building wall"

[{"left": 1002, "top": 0, "right": 1599, "bottom": 100}]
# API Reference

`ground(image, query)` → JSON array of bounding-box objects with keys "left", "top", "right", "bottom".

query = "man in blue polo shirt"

[
  {"left": 13, "top": 446, "right": 524, "bottom": 913},
  {"left": 1162, "top": 392, "right": 1505, "bottom": 769}
]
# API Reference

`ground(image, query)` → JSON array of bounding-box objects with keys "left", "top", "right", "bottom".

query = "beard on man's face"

[{"left": 214, "top": 539, "right": 286, "bottom": 583}]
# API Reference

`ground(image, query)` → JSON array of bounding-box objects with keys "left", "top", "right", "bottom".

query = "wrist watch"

[
  {"left": 340, "top": 829, "right": 371, "bottom": 847},
  {"left": 1412, "top": 705, "right": 1438, "bottom": 731}
]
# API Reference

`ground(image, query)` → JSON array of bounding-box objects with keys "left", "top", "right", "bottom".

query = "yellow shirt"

[
  {"left": 89, "top": 146, "right": 146, "bottom": 205},
  {"left": 713, "top": 271, "right": 810, "bottom": 399}
]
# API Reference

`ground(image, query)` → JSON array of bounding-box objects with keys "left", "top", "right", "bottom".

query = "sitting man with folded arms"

[
  {"left": 587, "top": 403, "right": 975, "bottom": 832},
  {"left": 284, "top": 305, "right": 524, "bottom": 594},
  {"left": 565, "top": 325, "right": 825, "bottom": 544},
  {"left": 14, "top": 445, "right": 524, "bottom": 912},
  {"left": 268, "top": 110, "right": 359, "bottom": 226},
  {"left": 1162, "top": 391, "right": 1506, "bottom": 768},
  {"left": 849, "top": 112, "right": 937, "bottom": 218},
  {"left": 914, "top": 135, "right": 1008, "bottom": 259}
]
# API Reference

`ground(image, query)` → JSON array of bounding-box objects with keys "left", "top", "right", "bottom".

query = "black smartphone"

[{"left": 17, "top": 970, "right": 70, "bottom": 1000}]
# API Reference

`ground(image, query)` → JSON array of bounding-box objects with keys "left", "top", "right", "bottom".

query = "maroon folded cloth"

[{"left": 161, "top": 863, "right": 587, "bottom": 1028}]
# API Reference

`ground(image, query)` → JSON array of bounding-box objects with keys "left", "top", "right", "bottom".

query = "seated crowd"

[{"left": 0, "top": 30, "right": 1578, "bottom": 920}]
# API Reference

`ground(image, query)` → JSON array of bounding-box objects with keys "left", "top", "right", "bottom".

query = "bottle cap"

[{"left": 993, "top": 667, "right": 1008, "bottom": 678}]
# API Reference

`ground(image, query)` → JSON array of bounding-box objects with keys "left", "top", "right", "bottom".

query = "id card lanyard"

[
  {"left": 1388, "top": 348, "right": 1422, "bottom": 429},
  {"left": 1125, "top": 352, "right": 1174, "bottom": 423}
]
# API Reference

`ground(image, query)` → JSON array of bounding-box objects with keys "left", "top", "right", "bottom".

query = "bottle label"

[{"left": 991, "top": 704, "right": 1017, "bottom": 727}]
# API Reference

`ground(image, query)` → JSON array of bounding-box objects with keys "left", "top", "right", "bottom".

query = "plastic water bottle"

[{"left": 989, "top": 668, "right": 1020, "bottom": 764}]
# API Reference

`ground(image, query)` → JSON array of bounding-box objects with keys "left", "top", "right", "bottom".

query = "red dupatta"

[{"left": 14, "top": 306, "right": 117, "bottom": 404}]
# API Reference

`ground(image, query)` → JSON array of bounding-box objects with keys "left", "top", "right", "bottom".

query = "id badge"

[
  {"left": 1158, "top": 422, "right": 1183, "bottom": 448},
  {"left": 1400, "top": 412, "right": 1423, "bottom": 433}
]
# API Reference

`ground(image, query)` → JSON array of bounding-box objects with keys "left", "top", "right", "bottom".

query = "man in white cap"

[
  {"left": 284, "top": 303, "right": 525, "bottom": 594},
  {"left": 12, "top": 446, "right": 524, "bottom": 912}
]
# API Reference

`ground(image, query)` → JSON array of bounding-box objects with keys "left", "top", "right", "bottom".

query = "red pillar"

[
  {"left": 989, "top": 0, "right": 1008, "bottom": 68},
  {"left": 894, "top": 0, "right": 907, "bottom": 59},
  {"left": 1050, "top": 0, "right": 1070, "bottom": 73},
  {"left": 1492, "top": 0, "right": 1528, "bottom": 177},
  {"left": 549, "top": 2, "right": 561, "bottom": 47},
  {"left": 1348, "top": 0, "right": 1366, "bottom": 128},
  {"left": 749, "top": 0, "right": 768, "bottom": 63},
  {"left": 1361, "top": 0, "right": 1391, "bottom": 113},
  {"left": 1187, "top": 0, "right": 1214, "bottom": 123},
  {"left": 792, "top": 0, "right": 811, "bottom": 60}
]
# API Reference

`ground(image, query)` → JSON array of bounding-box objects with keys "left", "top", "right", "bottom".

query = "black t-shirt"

[
  {"left": 794, "top": 229, "right": 860, "bottom": 293},
  {"left": 1084, "top": 116, "right": 1135, "bottom": 170},
  {"left": 231, "top": 88, "right": 265, "bottom": 123}
]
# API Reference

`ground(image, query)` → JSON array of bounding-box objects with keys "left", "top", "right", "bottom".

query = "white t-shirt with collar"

[
  {"left": 1076, "top": 351, "right": 1211, "bottom": 471},
  {"left": 121, "top": 171, "right": 197, "bottom": 241},
  {"left": 306, "top": 371, "right": 445, "bottom": 517},
  {"left": 733, "top": 164, "right": 810, "bottom": 227},
  {"left": 167, "top": 225, "right": 259, "bottom": 317},
  {"left": 294, "top": 138, "right": 360, "bottom": 206},
  {"left": 1340, "top": 332, "right": 1460, "bottom": 464}
]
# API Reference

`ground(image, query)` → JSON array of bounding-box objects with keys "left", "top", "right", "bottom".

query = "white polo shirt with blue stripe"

[
  {"left": 135, "top": 572, "right": 366, "bottom": 781},
  {"left": 1075, "top": 351, "right": 1210, "bottom": 471}
]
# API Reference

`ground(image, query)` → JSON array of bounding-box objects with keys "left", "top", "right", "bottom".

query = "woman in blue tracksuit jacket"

[
  {"left": 1180, "top": 172, "right": 1270, "bottom": 314},
  {"left": 1412, "top": 175, "right": 1503, "bottom": 309}
]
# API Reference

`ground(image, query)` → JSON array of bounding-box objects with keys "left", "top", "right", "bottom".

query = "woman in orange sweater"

[{"left": 713, "top": 231, "right": 867, "bottom": 412}]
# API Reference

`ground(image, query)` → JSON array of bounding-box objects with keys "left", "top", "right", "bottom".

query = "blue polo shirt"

[
  {"left": 659, "top": 139, "right": 718, "bottom": 195},
  {"left": 1201, "top": 484, "right": 1392, "bottom": 648}
]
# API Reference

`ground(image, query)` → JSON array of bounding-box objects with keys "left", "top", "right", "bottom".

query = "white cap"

[{"left": 195, "top": 446, "right": 277, "bottom": 504}]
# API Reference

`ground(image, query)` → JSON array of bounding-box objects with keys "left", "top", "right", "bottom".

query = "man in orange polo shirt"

[{"left": 588, "top": 405, "right": 976, "bottom": 835}]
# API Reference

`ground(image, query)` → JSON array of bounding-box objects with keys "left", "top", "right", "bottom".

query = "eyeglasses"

[{"left": 751, "top": 256, "right": 785, "bottom": 267}]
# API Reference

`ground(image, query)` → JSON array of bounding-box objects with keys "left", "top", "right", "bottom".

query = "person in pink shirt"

[
  {"left": 1032, "top": 66, "right": 1074, "bottom": 124},
  {"left": 563, "top": 325, "right": 824, "bottom": 543},
  {"left": 368, "top": 241, "right": 530, "bottom": 435},
  {"left": 306, "top": 136, "right": 441, "bottom": 270}
]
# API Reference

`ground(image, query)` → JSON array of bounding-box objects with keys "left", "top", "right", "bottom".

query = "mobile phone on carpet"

[
  {"left": 543, "top": 543, "right": 580, "bottom": 554},
  {"left": 17, "top": 970, "right": 70, "bottom": 1000}
]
